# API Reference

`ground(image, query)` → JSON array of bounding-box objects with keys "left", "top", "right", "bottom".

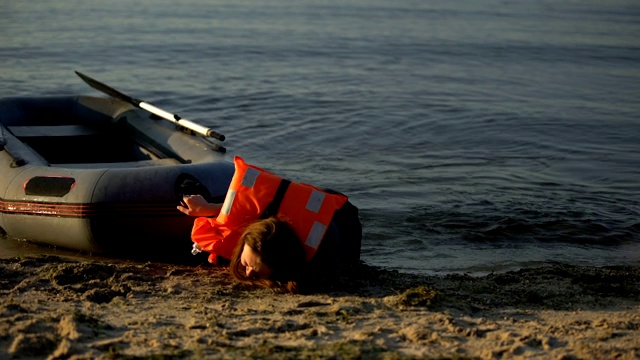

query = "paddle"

[
  {"left": 0, "top": 124, "right": 27, "bottom": 167},
  {"left": 75, "top": 71, "right": 225, "bottom": 141}
]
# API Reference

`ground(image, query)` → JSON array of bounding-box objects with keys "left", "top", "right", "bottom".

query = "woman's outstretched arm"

[{"left": 177, "top": 195, "right": 222, "bottom": 217}]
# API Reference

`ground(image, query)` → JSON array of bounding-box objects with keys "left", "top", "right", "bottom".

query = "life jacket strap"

[{"left": 260, "top": 179, "right": 291, "bottom": 219}]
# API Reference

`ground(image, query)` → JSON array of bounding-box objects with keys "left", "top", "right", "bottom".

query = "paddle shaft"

[
  {"left": 75, "top": 71, "right": 225, "bottom": 141},
  {"left": 137, "top": 102, "right": 222, "bottom": 140}
]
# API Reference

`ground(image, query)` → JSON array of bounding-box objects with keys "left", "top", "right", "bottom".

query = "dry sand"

[{"left": 0, "top": 255, "right": 638, "bottom": 359}]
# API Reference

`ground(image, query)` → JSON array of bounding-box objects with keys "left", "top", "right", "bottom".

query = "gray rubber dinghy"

[{"left": 0, "top": 94, "right": 233, "bottom": 261}]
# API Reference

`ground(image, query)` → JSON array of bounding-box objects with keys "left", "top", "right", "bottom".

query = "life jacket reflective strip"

[{"left": 191, "top": 156, "right": 348, "bottom": 264}]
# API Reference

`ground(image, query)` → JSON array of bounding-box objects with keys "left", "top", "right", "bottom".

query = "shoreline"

[{"left": 1, "top": 255, "right": 639, "bottom": 359}]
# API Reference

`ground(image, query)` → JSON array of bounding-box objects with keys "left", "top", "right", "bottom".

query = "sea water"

[{"left": 1, "top": 0, "right": 639, "bottom": 275}]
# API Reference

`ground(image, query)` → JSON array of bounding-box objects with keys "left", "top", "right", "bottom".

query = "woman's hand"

[{"left": 177, "top": 195, "right": 222, "bottom": 217}]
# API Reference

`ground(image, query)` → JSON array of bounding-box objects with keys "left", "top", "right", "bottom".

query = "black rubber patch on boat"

[
  {"left": 25, "top": 176, "right": 76, "bottom": 197},
  {"left": 175, "top": 173, "right": 221, "bottom": 205}
]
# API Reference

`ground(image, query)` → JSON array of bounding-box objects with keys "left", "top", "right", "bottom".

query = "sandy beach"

[{"left": 0, "top": 255, "right": 638, "bottom": 359}]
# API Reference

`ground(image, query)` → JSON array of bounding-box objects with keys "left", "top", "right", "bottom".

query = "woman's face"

[{"left": 240, "top": 244, "right": 273, "bottom": 279}]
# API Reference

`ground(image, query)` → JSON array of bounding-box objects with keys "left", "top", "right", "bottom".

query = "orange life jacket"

[{"left": 191, "top": 156, "right": 348, "bottom": 264}]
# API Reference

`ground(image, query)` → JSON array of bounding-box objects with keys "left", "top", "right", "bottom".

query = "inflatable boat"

[{"left": 0, "top": 94, "right": 234, "bottom": 261}]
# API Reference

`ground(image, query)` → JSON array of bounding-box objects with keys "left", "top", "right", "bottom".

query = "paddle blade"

[{"left": 75, "top": 71, "right": 141, "bottom": 105}]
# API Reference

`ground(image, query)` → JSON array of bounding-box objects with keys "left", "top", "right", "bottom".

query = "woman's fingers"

[{"left": 176, "top": 203, "right": 191, "bottom": 215}]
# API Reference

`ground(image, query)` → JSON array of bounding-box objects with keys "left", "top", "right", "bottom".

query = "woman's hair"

[{"left": 230, "top": 216, "right": 307, "bottom": 293}]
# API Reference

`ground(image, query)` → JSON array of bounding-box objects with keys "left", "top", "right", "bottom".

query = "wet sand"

[{"left": 0, "top": 254, "right": 639, "bottom": 359}]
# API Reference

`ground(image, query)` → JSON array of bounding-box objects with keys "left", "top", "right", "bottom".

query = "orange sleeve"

[{"left": 191, "top": 217, "right": 239, "bottom": 264}]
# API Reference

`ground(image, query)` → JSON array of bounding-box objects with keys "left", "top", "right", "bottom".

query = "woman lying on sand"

[{"left": 177, "top": 156, "right": 362, "bottom": 294}]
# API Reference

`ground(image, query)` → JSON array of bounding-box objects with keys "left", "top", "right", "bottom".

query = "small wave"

[{"left": 405, "top": 206, "right": 639, "bottom": 246}]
